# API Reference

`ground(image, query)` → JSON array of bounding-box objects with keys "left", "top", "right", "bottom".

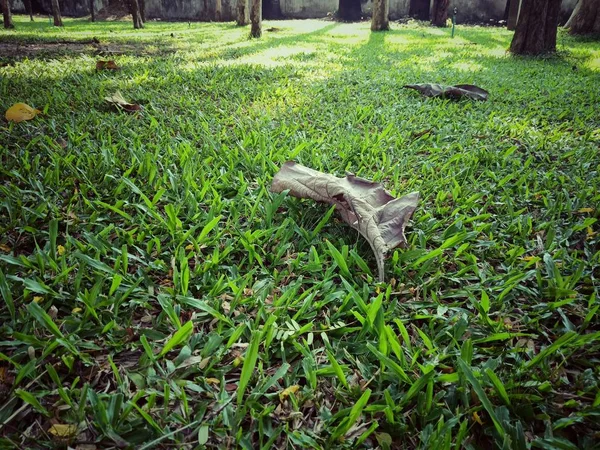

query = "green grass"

[{"left": 1, "top": 14, "right": 600, "bottom": 449}]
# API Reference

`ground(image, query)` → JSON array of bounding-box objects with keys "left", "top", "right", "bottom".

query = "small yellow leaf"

[
  {"left": 33, "top": 296, "right": 43, "bottom": 303},
  {"left": 57, "top": 245, "right": 66, "bottom": 256},
  {"left": 473, "top": 411, "right": 483, "bottom": 425},
  {"left": 48, "top": 423, "right": 78, "bottom": 438},
  {"left": 0, "top": 244, "right": 10, "bottom": 252},
  {"left": 205, "top": 378, "right": 220, "bottom": 385},
  {"left": 5, "top": 103, "right": 41, "bottom": 123},
  {"left": 185, "top": 244, "right": 194, "bottom": 251},
  {"left": 72, "top": 307, "right": 82, "bottom": 314},
  {"left": 577, "top": 208, "right": 594, "bottom": 213},
  {"left": 587, "top": 226, "right": 597, "bottom": 240},
  {"left": 279, "top": 385, "right": 300, "bottom": 402}
]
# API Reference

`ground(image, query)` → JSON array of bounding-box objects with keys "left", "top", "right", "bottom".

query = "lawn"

[{"left": 1, "top": 14, "right": 600, "bottom": 449}]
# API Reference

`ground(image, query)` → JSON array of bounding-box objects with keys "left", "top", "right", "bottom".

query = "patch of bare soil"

[{"left": 0, "top": 41, "right": 166, "bottom": 62}]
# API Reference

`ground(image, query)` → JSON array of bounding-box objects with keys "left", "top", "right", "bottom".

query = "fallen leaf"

[
  {"left": 221, "top": 301, "right": 231, "bottom": 314},
  {"left": 104, "top": 91, "right": 142, "bottom": 113},
  {"left": 0, "top": 244, "right": 10, "bottom": 252},
  {"left": 72, "top": 307, "right": 82, "bottom": 314},
  {"left": 57, "top": 245, "right": 66, "bottom": 256},
  {"left": 577, "top": 207, "right": 594, "bottom": 213},
  {"left": 376, "top": 432, "right": 392, "bottom": 448},
  {"left": 473, "top": 411, "right": 484, "bottom": 425},
  {"left": 587, "top": 226, "right": 596, "bottom": 239},
  {"left": 403, "top": 83, "right": 489, "bottom": 101},
  {"left": 48, "top": 423, "right": 78, "bottom": 438},
  {"left": 521, "top": 256, "right": 538, "bottom": 262},
  {"left": 33, "top": 296, "right": 43, "bottom": 303},
  {"left": 5, "top": 103, "right": 41, "bottom": 123},
  {"left": 271, "top": 162, "right": 419, "bottom": 281},
  {"left": 96, "top": 60, "right": 120, "bottom": 71},
  {"left": 279, "top": 385, "right": 300, "bottom": 402},
  {"left": 185, "top": 244, "right": 194, "bottom": 251},
  {"left": 48, "top": 305, "right": 58, "bottom": 319},
  {"left": 205, "top": 378, "right": 220, "bottom": 385}
]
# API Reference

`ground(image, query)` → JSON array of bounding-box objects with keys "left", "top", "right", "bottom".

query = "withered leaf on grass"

[
  {"left": 104, "top": 91, "right": 142, "bottom": 113},
  {"left": 272, "top": 162, "right": 419, "bottom": 281},
  {"left": 5, "top": 103, "right": 41, "bottom": 123},
  {"left": 96, "top": 60, "right": 120, "bottom": 71},
  {"left": 48, "top": 423, "right": 78, "bottom": 438},
  {"left": 404, "top": 83, "right": 489, "bottom": 101}
]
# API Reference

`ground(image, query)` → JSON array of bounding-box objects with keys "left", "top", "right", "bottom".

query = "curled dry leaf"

[
  {"left": 404, "top": 83, "right": 489, "bottom": 101},
  {"left": 279, "top": 384, "right": 300, "bottom": 402},
  {"left": 104, "top": 91, "right": 142, "bottom": 113},
  {"left": 5, "top": 103, "right": 41, "bottom": 123},
  {"left": 271, "top": 162, "right": 419, "bottom": 281},
  {"left": 96, "top": 60, "right": 120, "bottom": 71},
  {"left": 48, "top": 423, "right": 78, "bottom": 438}
]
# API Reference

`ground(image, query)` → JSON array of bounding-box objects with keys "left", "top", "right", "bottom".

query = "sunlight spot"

[
  {"left": 451, "top": 61, "right": 484, "bottom": 72},
  {"left": 585, "top": 57, "right": 600, "bottom": 71}
]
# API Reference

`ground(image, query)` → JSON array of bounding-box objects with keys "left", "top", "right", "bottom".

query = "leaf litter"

[
  {"left": 403, "top": 83, "right": 489, "bottom": 101},
  {"left": 5, "top": 103, "right": 41, "bottom": 122},
  {"left": 272, "top": 161, "right": 419, "bottom": 281},
  {"left": 104, "top": 91, "right": 142, "bottom": 113}
]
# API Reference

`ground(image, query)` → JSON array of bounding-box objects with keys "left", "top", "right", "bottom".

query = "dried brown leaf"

[
  {"left": 104, "top": 91, "right": 142, "bottom": 113},
  {"left": 271, "top": 162, "right": 418, "bottom": 281},
  {"left": 96, "top": 60, "right": 120, "bottom": 71},
  {"left": 404, "top": 83, "right": 489, "bottom": 101},
  {"left": 5, "top": 103, "right": 41, "bottom": 122}
]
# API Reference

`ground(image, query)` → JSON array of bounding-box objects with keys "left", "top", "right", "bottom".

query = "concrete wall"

[
  {"left": 280, "top": 0, "right": 336, "bottom": 18},
  {"left": 9, "top": 0, "right": 110, "bottom": 17},
  {"left": 145, "top": 0, "right": 235, "bottom": 21},
  {"left": 9, "top": 0, "right": 577, "bottom": 23},
  {"left": 452, "top": 0, "right": 505, "bottom": 23}
]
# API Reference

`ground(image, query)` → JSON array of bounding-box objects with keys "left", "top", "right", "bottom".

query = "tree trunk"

[
  {"left": 431, "top": 0, "right": 450, "bottom": 27},
  {"left": 409, "top": 0, "right": 429, "bottom": 20},
  {"left": 89, "top": 0, "right": 95, "bottom": 21},
  {"left": 371, "top": 0, "right": 389, "bottom": 31},
  {"left": 129, "top": 0, "right": 144, "bottom": 28},
  {"left": 338, "top": 0, "right": 361, "bottom": 21},
  {"left": 250, "top": 0, "right": 261, "bottom": 38},
  {"left": 564, "top": 0, "right": 582, "bottom": 28},
  {"left": 51, "top": 0, "right": 63, "bottom": 26},
  {"left": 507, "top": 0, "right": 521, "bottom": 30},
  {"left": 139, "top": 0, "right": 146, "bottom": 22},
  {"left": 236, "top": 0, "right": 249, "bottom": 25},
  {"left": 509, "top": 0, "right": 561, "bottom": 55},
  {"left": 25, "top": 0, "right": 34, "bottom": 21},
  {"left": 215, "top": 0, "right": 222, "bottom": 20},
  {"left": 566, "top": 0, "right": 600, "bottom": 35},
  {"left": 2, "top": 0, "right": 13, "bottom": 29}
]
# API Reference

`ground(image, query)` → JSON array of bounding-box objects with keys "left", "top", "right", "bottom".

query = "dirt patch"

[
  {"left": 0, "top": 41, "right": 97, "bottom": 59},
  {"left": 0, "top": 40, "right": 165, "bottom": 61}
]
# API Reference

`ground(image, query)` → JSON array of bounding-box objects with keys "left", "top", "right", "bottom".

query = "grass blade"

[
  {"left": 237, "top": 329, "right": 261, "bottom": 404},
  {"left": 158, "top": 320, "right": 193, "bottom": 358}
]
